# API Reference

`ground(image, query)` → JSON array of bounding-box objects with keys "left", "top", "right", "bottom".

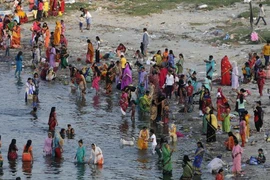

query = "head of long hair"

[
  {"left": 49, "top": 107, "right": 56, "bottom": 118},
  {"left": 183, "top": 155, "right": 191, "bottom": 164},
  {"left": 8, "top": 139, "right": 16, "bottom": 153},
  {"left": 239, "top": 94, "right": 244, "bottom": 104},
  {"left": 24, "top": 140, "right": 32, "bottom": 153},
  {"left": 197, "top": 141, "right": 204, "bottom": 148},
  {"left": 17, "top": 51, "right": 23, "bottom": 59}
]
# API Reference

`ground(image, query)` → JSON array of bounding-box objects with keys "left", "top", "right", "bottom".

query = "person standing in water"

[
  {"left": 15, "top": 51, "right": 23, "bottom": 78},
  {"left": 43, "top": 132, "right": 53, "bottom": 155},
  {"left": 142, "top": 28, "right": 149, "bottom": 58},
  {"left": 22, "top": 140, "right": 33, "bottom": 162},
  {"left": 75, "top": 139, "right": 86, "bottom": 163},
  {"left": 88, "top": 144, "right": 104, "bottom": 165},
  {"left": 48, "top": 107, "right": 58, "bottom": 134}
]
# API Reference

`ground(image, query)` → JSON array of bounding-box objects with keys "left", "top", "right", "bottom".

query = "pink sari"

[
  {"left": 232, "top": 144, "right": 243, "bottom": 173},
  {"left": 92, "top": 76, "right": 100, "bottom": 91},
  {"left": 119, "top": 92, "right": 128, "bottom": 112}
]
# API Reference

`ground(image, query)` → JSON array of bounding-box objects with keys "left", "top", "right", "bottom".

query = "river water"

[{"left": 0, "top": 60, "right": 210, "bottom": 180}]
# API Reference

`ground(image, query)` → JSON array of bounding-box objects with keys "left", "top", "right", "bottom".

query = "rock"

[{"left": 198, "top": 4, "right": 208, "bottom": 9}]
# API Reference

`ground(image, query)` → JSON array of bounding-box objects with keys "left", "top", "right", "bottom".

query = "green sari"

[
  {"left": 222, "top": 113, "right": 231, "bottom": 133},
  {"left": 60, "top": 47, "right": 69, "bottom": 68},
  {"left": 76, "top": 146, "right": 86, "bottom": 163},
  {"left": 162, "top": 144, "right": 172, "bottom": 175},
  {"left": 202, "top": 114, "right": 207, "bottom": 134}
]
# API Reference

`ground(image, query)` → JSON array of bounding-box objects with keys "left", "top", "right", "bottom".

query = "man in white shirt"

[
  {"left": 165, "top": 71, "right": 175, "bottom": 99},
  {"left": 150, "top": 129, "right": 157, "bottom": 155},
  {"left": 255, "top": 4, "right": 267, "bottom": 26},
  {"left": 207, "top": 155, "right": 227, "bottom": 173},
  {"left": 80, "top": 8, "right": 92, "bottom": 30}
]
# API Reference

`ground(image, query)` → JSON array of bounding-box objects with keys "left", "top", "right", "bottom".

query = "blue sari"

[
  {"left": 193, "top": 147, "right": 204, "bottom": 175},
  {"left": 206, "top": 60, "right": 215, "bottom": 78}
]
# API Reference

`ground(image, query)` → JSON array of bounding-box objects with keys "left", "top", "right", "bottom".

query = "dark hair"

[
  {"left": 87, "top": 39, "right": 91, "bottom": 43},
  {"left": 142, "top": 126, "right": 147, "bottom": 130},
  {"left": 8, "top": 139, "right": 16, "bottom": 153},
  {"left": 239, "top": 95, "right": 244, "bottom": 104},
  {"left": 96, "top": 36, "right": 100, "bottom": 41},
  {"left": 49, "top": 107, "right": 56, "bottom": 118},
  {"left": 24, "top": 140, "right": 32, "bottom": 153},
  {"left": 17, "top": 51, "right": 23, "bottom": 59},
  {"left": 33, "top": 107, "right": 37, "bottom": 112},
  {"left": 234, "top": 138, "right": 239, "bottom": 145},
  {"left": 179, "top": 53, "right": 184, "bottom": 58},
  {"left": 67, "top": 124, "right": 71, "bottom": 127},
  {"left": 218, "top": 168, "right": 223, "bottom": 173},
  {"left": 258, "top": 148, "right": 263, "bottom": 152},
  {"left": 183, "top": 155, "right": 191, "bottom": 164},
  {"left": 259, "top": 4, "right": 262, "bottom": 7},
  {"left": 143, "top": 28, "right": 147, "bottom": 31},
  {"left": 197, "top": 141, "right": 204, "bottom": 148},
  {"left": 150, "top": 129, "right": 154, "bottom": 134},
  {"left": 78, "top": 139, "right": 83, "bottom": 144},
  {"left": 209, "top": 55, "right": 213, "bottom": 59}
]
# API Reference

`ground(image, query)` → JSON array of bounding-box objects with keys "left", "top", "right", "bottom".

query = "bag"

[{"left": 249, "top": 156, "right": 258, "bottom": 165}]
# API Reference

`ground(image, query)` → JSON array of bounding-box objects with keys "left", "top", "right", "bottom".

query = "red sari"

[
  {"left": 49, "top": 0, "right": 59, "bottom": 16},
  {"left": 159, "top": 67, "right": 168, "bottom": 89},
  {"left": 220, "top": 56, "right": 232, "bottom": 86},
  {"left": 216, "top": 88, "right": 228, "bottom": 121},
  {"left": 59, "top": 0, "right": 65, "bottom": 13},
  {"left": 119, "top": 92, "right": 128, "bottom": 113},
  {"left": 257, "top": 70, "right": 266, "bottom": 96}
]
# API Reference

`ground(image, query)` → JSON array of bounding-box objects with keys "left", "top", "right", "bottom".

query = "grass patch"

[
  {"left": 65, "top": 2, "right": 94, "bottom": 11},
  {"left": 105, "top": 0, "right": 242, "bottom": 16},
  {"left": 189, "top": 22, "right": 206, "bottom": 26},
  {"left": 238, "top": 8, "right": 259, "bottom": 18}
]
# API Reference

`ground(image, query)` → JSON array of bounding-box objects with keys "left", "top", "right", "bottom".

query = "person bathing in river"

[
  {"left": 92, "top": 63, "right": 101, "bottom": 95},
  {"left": 22, "top": 140, "right": 33, "bottom": 163},
  {"left": 48, "top": 107, "right": 58, "bottom": 134},
  {"left": 43, "top": 132, "right": 52, "bottom": 156},
  {"left": 88, "top": 144, "right": 104, "bottom": 165},
  {"left": 75, "top": 139, "right": 86, "bottom": 164},
  {"left": 8, "top": 139, "right": 18, "bottom": 161},
  {"left": 25, "top": 78, "right": 35, "bottom": 103}
]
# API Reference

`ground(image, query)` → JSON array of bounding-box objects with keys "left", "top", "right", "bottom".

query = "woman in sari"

[
  {"left": 59, "top": 0, "right": 65, "bottom": 14},
  {"left": 193, "top": 142, "right": 204, "bottom": 175},
  {"left": 43, "top": 132, "right": 53, "bottom": 155},
  {"left": 48, "top": 107, "right": 58, "bottom": 133},
  {"left": 11, "top": 22, "right": 21, "bottom": 48},
  {"left": 52, "top": 132, "right": 64, "bottom": 158},
  {"left": 8, "top": 139, "right": 18, "bottom": 161},
  {"left": 139, "top": 66, "right": 148, "bottom": 90},
  {"left": 60, "top": 45, "right": 68, "bottom": 68},
  {"left": 119, "top": 88, "right": 129, "bottom": 116},
  {"left": 53, "top": 21, "right": 61, "bottom": 46},
  {"left": 201, "top": 88, "right": 212, "bottom": 114},
  {"left": 42, "top": 23, "right": 50, "bottom": 49},
  {"left": 137, "top": 126, "right": 149, "bottom": 150},
  {"left": 86, "top": 39, "right": 94, "bottom": 64},
  {"left": 231, "top": 61, "right": 239, "bottom": 91},
  {"left": 22, "top": 140, "right": 33, "bottom": 162},
  {"left": 232, "top": 139, "right": 243, "bottom": 176},
  {"left": 60, "top": 34, "right": 68, "bottom": 47},
  {"left": 202, "top": 107, "right": 210, "bottom": 134},
  {"left": 225, "top": 132, "right": 236, "bottom": 151},
  {"left": 216, "top": 87, "right": 228, "bottom": 121},
  {"left": 206, "top": 110, "right": 218, "bottom": 143},
  {"left": 49, "top": 0, "right": 58, "bottom": 16},
  {"left": 49, "top": 44, "right": 56, "bottom": 68},
  {"left": 162, "top": 141, "right": 173, "bottom": 176},
  {"left": 88, "top": 144, "right": 104, "bottom": 165},
  {"left": 222, "top": 108, "right": 231, "bottom": 133},
  {"left": 176, "top": 53, "right": 184, "bottom": 74},
  {"left": 92, "top": 64, "right": 101, "bottom": 95},
  {"left": 180, "top": 155, "right": 193, "bottom": 180},
  {"left": 16, "top": 3, "right": 28, "bottom": 24},
  {"left": 116, "top": 43, "right": 126, "bottom": 57},
  {"left": 75, "top": 139, "right": 86, "bottom": 163},
  {"left": 220, "top": 55, "right": 232, "bottom": 86},
  {"left": 159, "top": 65, "right": 168, "bottom": 89},
  {"left": 105, "top": 65, "right": 115, "bottom": 95},
  {"left": 121, "top": 63, "right": 132, "bottom": 90},
  {"left": 257, "top": 67, "right": 266, "bottom": 97},
  {"left": 15, "top": 51, "right": 23, "bottom": 78}
]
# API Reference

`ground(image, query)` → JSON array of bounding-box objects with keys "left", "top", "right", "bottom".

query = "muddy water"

[{"left": 0, "top": 61, "right": 211, "bottom": 180}]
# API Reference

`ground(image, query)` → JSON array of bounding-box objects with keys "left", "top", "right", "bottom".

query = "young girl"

[{"left": 92, "top": 64, "right": 101, "bottom": 95}]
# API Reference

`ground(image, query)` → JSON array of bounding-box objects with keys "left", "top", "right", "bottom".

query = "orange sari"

[
  {"left": 11, "top": 25, "right": 21, "bottom": 48},
  {"left": 137, "top": 130, "right": 149, "bottom": 150},
  {"left": 53, "top": 22, "right": 61, "bottom": 45},
  {"left": 43, "top": 27, "right": 50, "bottom": 49},
  {"left": 86, "top": 42, "right": 94, "bottom": 63}
]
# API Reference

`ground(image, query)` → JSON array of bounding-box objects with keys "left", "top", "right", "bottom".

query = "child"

[
  {"left": 150, "top": 129, "right": 157, "bottom": 155},
  {"left": 242, "top": 62, "right": 251, "bottom": 83},
  {"left": 243, "top": 110, "right": 250, "bottom": 142},
  {"left": 61, "top": 20, "right": 66, "bottom": 35},
  {"left": 4, "top": 34, "right": 11, "bottom": 57},
  {"left": 30, "top": 107, "right": 38, "bottom": 119},
  {"left": 79, "top": 16, "right": 84, "bottom": 32},
  {"left": 129, "top": 100, "right": 136, "bottom": 120},
  {"left": 185, "top": 80, "right": 194, "bottom": 113},
  {"left": 256, "top": 148, "right": 266, "bottom": 164},
  {"left": 239, "top": 118, "right": 247, "bottom": 147},
  {"left": 215, "top": 168, "right": 224, "bottom": 180}
]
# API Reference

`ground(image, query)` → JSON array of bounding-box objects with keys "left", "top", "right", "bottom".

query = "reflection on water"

[{"left": 0, "top": 63, "right": 203, "bottom": 179}]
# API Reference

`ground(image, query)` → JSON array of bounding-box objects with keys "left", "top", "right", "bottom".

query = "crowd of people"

[{"left": 0, "top": 1, "right": 270, "bottom": 179}]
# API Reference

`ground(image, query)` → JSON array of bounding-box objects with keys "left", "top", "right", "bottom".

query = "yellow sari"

[
  {"left": 53, "top": 21, "right": 61, "bottom": 45},
  {"left": 137, "top": 129, "right": 149, "bottom": 150},
  {"left": 11, "top": 25, "right": 21, "bottom": 48}
]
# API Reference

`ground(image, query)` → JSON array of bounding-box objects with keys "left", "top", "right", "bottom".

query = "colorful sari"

[
  {"left": 121, "top": 64, "right": 132, "bottom": 90},
  {"left": 59, "top": 0, "right": 65, "bottom": 13},
  {"left": 22, "top": 146, "right": 33, "bottom": 162},
  {"left": 162, "top": 144, "right": 173, "bottom": 175},
  {"left": 16, "top": 5, "right": 28, "bottom": 24},
  {"left": 43, "top": 27, "right": 50, "bottom": 49},
  {"left": 60, "top": 46, "right": 68, "bottom": 68},
  {"left": 225, "top": 136, "right": 235, "bottom": 151},
  {"left": 53, "top": 21, "right": 61, "bottom": 46},
  {"left": 43, "top": 137, "right": 52, "bottom": 155},
  {"left": 105, "top": 71, "right": 114, "bottom": 94},
  {"left": 52, "top": 132, "right": 63, "bottom": 158},
  {"left": 159, "top": 67, "right": 168, "bottom": 88},
  {"left": 206, "top": 114, "right": 217, "bottom": 142},
  {"left": 193, "top": 147, "right": 204, "bottom": 175},
  {"left": 216, "top": 88, "right": 227, "bottom": 121},
  {"left": 76, "top": 146, "right": 86, "bottom": 163},
  {"left": 257, "top": 70, "right": 266, "bottom": 96},
  {"left": 49, "top": 0, "right": 59, "bottom": 16},
  {"left": 206, "top": 59, "right": 215, "bottom": 78},
  {"left": 86, "top": 42, "right": 94, "bottom": 64},
  {"left": 139, "top": 94, "right": 151, "bottom": 112},
  {"left": 119, "top": 91, "right": 128, "bottom": 113},
  {"left": 92, "top": 75, "right": 100, "bottom": 91},
  {"left": 139, "top": 70, "right": 148, "bottom": 89},
  {"left": 220, "top": 56, "right": 232, "bottom": 86},
  {"left": 11, "top": 25, "right": 21, "bottom": 48},
  {"left": 137, "top": 129, "right": 149, "bottom": 150},
  {"left": 49, "top": 47, "right": 56, "bottom": 68},
  {"left": 222, "top": 109, "right": 231, "bottom": 133},
  {"left": 232, "top": 144, "right": 243, "bottom": 173}
]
